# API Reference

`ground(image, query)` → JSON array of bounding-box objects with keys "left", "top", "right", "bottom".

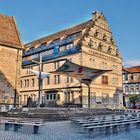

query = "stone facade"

[
  {"left": 0, "top": 14, "right": 23, "bottom": 105},
  {"left": 20, "top": 11, "right": 123, "bottom": 109}
]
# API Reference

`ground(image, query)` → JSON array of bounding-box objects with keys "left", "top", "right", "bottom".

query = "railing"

[
  {"left": 22, "top": 45, "right": 81, "bottom": 66},
  {"left": 23, "top": 32, "right": 81, "bottom": 56}
]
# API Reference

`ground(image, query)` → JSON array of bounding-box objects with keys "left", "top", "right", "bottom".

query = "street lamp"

[
  {"left": 14, "top": 50, "right": 20, "bottom": 108},
  {"left": 30, "top": 55, "right": 43, "bottom": 107},
  {"left": 28, "top": 57, "right": 67, "bottom": 107}
]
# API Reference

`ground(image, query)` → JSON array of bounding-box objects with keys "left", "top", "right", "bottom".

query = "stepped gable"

[
  {"left": 0, "top": 14, "right": 23, "bottom": 49},
  {"left": 124, "top": 66, "right": 140, "bottom": 73},
  {"left": 25, "top": 20, "right": 92, "bottom": 48}
]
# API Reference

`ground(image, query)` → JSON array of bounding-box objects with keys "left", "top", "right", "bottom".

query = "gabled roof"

[
  {"left": 123, "top": 66, "right": 140, "bottom": 73},
  {"left": 24, "top": 11, "right": 118, "bottom": 57},
  {"left": 0, "top": 14, "right": 23, "bottom": 49},
  {"left": 25, "top": 20, "right": 93, "bottom": 48}
]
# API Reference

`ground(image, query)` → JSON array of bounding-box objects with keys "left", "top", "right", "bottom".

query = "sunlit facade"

[
  {"left": 20, "top": 11, "right": 123, "bottom": 108},
  {"left": 0, "top": 14, "right": 23, "bottom": 105}
]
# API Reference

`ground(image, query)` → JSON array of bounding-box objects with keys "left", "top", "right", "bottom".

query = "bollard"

[
  {"left": 112, "top": 125, "right": 118, "bottom": 133},
  {"left": 14, "top": 124, "right": 19, "bottom": 132},
  {"left": 5, "top": 123, "right": 10, "bottom": 131},
  {"left": 125, "top": 124, "right": 130, "bottom": 131},
  {"left": 33, "top": 125, "right": 39, "bottom": 134},
  {"left": 105, "top": 126, "right": 111, "bottom": 134},
  {"left": 136, "top": 122, "right": 140, "bottom": 129}
]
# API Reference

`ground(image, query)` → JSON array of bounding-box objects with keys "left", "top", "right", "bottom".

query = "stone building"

[
  {"left": 0, "top": 14, "right": 23, "bottom": 105},
  {"left": 21, "top": 11, "right": 123, "bottom": 108},
  {"left": 123, "top": 66, "right": 140, "bottom": 107}
]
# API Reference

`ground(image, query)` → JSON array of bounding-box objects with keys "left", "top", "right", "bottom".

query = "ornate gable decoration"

[
  {"left": 95, "top": 13, "right": 111, "bottom": 32},
  {"left": 78, "top": 11, "right": 121, "bottom": 57}
]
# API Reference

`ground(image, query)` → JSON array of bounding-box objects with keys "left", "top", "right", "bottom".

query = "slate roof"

[
  {"left": 0, "top": 14, "right": 23, "bottom": 49},
  {"left": 25, "top": 20, "right": 93, "bottom": 48}
]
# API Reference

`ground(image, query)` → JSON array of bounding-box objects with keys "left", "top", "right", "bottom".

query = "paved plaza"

[{"left": 0, "top": 121, "right": 139, "bottom": 140}]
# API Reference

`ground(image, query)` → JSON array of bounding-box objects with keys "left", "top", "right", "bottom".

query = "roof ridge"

[
  {"left": 124, "top": 66, "right": 140, "bottom": 73},
  {"left": 25, "top": 19, "right": 92, "bottom": 47}
]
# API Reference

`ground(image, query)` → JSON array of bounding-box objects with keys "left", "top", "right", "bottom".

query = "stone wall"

[{"left": 0, "top": 45, "right": 22, "bottom": 104}]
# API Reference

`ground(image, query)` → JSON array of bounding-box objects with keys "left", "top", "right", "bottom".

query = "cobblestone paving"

[{"left": 0, "top": 121, "right": 139, "bottom": 140}]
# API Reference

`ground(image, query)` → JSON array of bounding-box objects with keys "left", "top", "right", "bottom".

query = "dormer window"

[
  {"left": 40, "top": 42, "right": 47, "bottom": 48},
  {"left": 53, "top": 38, "right": 60, "bottom": 43},
  {"left": 66, "top": 43, "right": 73, "bottom": 49},
  {"left": 60, "top": 36, "right": 66, "bottom": 40},
  {"left": 47, "top": 40, "right": 53, "bottom": 45},
  {"left": 68, "top": 31, "right": 81, "bottom": 39},
  {"left": 34, "top": 44, "right": 41, "bottom": 48}
]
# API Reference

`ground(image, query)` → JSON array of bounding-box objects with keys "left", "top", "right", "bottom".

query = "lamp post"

[
  {"left": 31, "top": 55, "right": 43, "bottom": 107},
  {"left": 38, "top": 55, "right": 43, "bottom": 107},
  {"left": 14, "top": 50, "right": 20, "bottom": 108}
]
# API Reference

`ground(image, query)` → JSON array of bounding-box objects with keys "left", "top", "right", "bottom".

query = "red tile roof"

[
  {"left": 123, "top": 66, "right": 140, "bottom": 73},
  {"left": 0, "top": 14, "right": 23, "bottom": 49}
]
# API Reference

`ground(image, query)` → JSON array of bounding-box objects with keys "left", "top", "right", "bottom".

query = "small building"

[
  {"left": 123, "top": 66, "right": 140, "bottom": 107},
  {"left": 0, "top": 14, "right": 23, "bottom": 106},
  {"left": 20, "top": 11, "right": 123, "bottom": 109}
]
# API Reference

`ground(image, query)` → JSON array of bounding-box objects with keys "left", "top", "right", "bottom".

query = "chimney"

[{"left": 92, "top": 11, "right": 101, "bottom": 21}]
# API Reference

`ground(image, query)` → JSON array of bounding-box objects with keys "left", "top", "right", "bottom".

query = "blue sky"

[{"left": 0, "top": 0, "right": 140, "bottom": 67}]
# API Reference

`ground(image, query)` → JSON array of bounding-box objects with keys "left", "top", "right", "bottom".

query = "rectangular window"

[
  {"left": 46, "top": 77, "right": 50, "bottom": 85},
  {"left": 24, "top": 80, "right": 26, "bottom": 87},
  {"left": 32, "top": 79, "right": 34, "bottom": 87},
  {"left": 54, "top": 75, "right": 60, "bottom": 84},
  {"left": 58, "top": 94, "right": 60, "bottom": 100},
  {"left": 31, "top": 54, "right": 39, "bottom": 59},
  {"left": 26, "top": 79, "right": 29, "bottom": 87},
  {"left": 53, "top": 94, "right": 56, "bottom": 100},
  {"left": 54, "top": 75, "right": 56, "bottom": 84},
  {"left": 40, "top": 49, "right": 54, "bottom": 56},
  {"left": 66, "top": 43, "right": 73, "bottom": 49},
  {"left": 102, "top": 93, "right": 109, "bottom": 104},
  {"left": 102, "top": 75, "right": 108, "bottom": 84},
  {"left": 57, "top": 75, "right": 60, "bottom": 84},
  {"left": 54, "top": 61, "right": 59, "bottom": 69},
  {"left": 46, "top": 94, "right": 49, "bottom": 100},
  {"left": 50, "top": 94, "right": 52, "bottom": 100},
  {"left": 20, "top": 80, "right": 22, "bottom": 88},
  {"left": 67, "top": 76, "right": 73, "bottom": 83},
  {"left": 59, "top": 45, "right": 66, "bottom": 52},
  {"left": 124, "top": 75, "right": 128, "bottom": 81}
]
